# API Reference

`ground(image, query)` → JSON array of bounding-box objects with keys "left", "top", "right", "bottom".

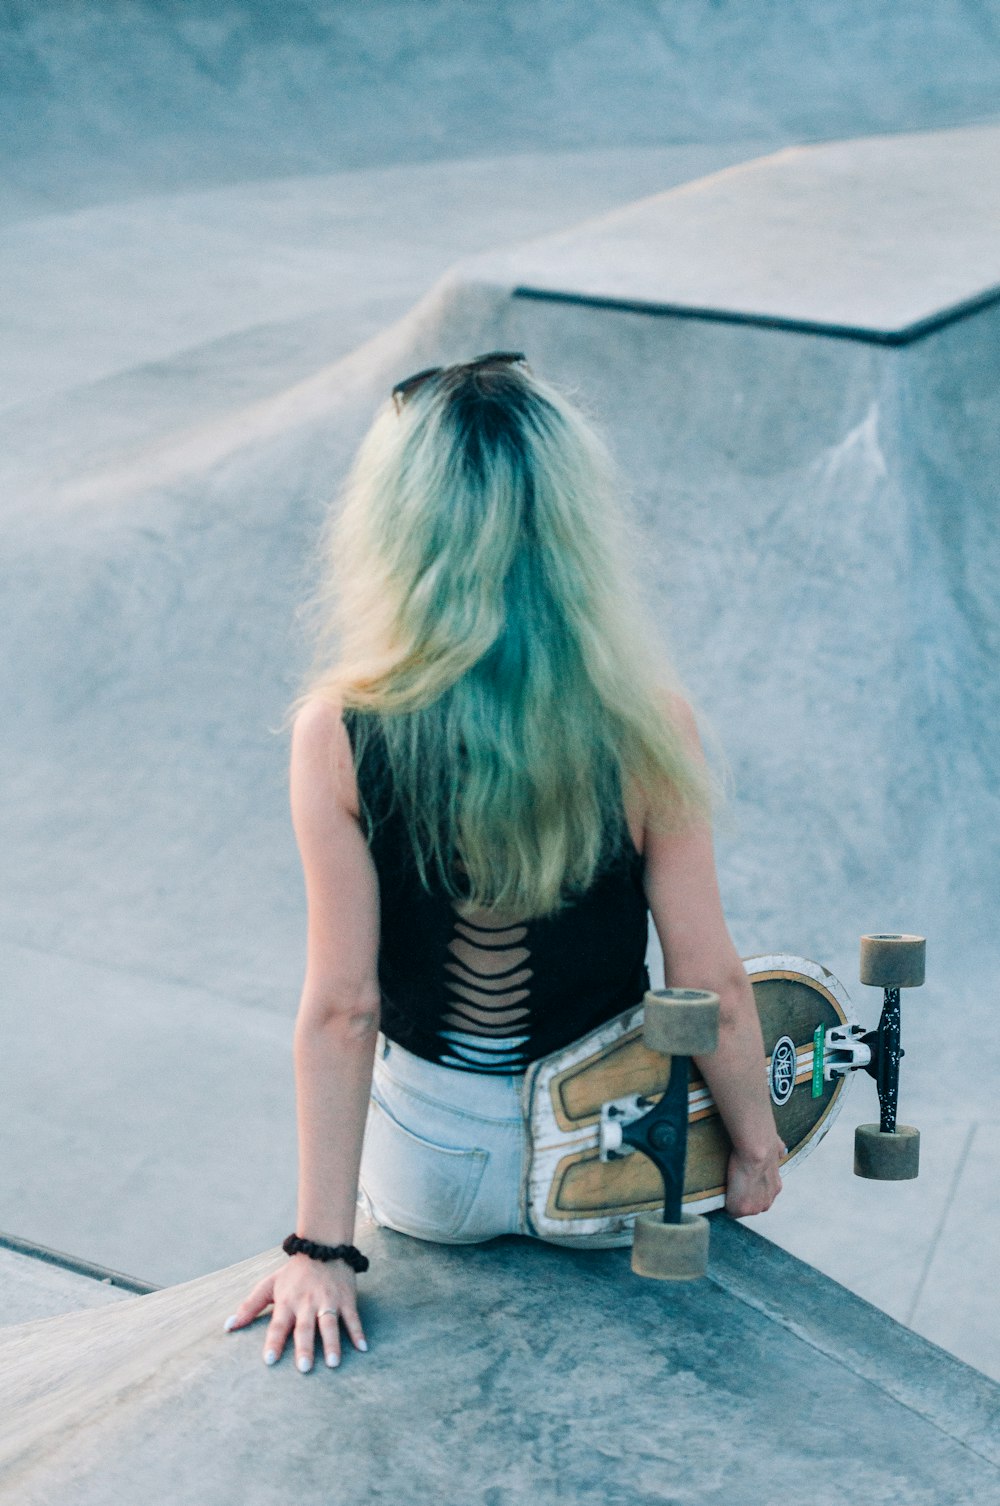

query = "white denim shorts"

[{"left": 358, "top": 1032, "right": 630, "bottom": 1249}]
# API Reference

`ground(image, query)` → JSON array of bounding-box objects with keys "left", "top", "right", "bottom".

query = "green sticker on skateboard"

[{"left": 812, "top": 1024, "right": 826, "bottom": 1098}]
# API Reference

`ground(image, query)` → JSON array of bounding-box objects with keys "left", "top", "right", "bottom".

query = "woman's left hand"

[
  {"left": 223, "top": 1255, "right": 367, "bottom": 1372},
  {"left": 724, "top": 1134, "right": 785, "bottom": 1217}
]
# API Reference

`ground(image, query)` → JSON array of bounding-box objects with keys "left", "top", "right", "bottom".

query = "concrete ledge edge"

[
  {"left": 707, "top": 1213, "right": 1000, "bottom": 1467},
  {"left": 512, "top": 282, "right": 1000, "bottom": 346}
]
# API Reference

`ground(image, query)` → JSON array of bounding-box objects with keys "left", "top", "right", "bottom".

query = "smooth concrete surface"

[
  {"left": 0, "top": 940, "right": 298, "bottom": 1285},
  {"left": 0, "top": 146, "right": 762, "bottom": 415},
  {"left": 480, "top": 126, "right": 1000, "bottom": 338},
  {"left": 903, "top": 1121, "right": 1000, "bottom": 1378},
  {"left": 1, "top": 1220, "right": 999, "bottom": 1505},
  {"left": 4, "top": 2, "right": 1000, "bottom": 222},
  {"left": 0, "top": 1247, "right": 134, "bottom": 1327}
]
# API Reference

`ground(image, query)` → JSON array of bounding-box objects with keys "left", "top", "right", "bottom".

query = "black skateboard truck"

[
  {"left": 853, "top": 933, "right": 925, "bottom": 1180},
  {"left": 599, "top": 988, "right": 720, "bottom": 1281}
]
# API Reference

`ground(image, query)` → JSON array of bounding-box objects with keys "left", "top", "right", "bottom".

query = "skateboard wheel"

[
  {"left": 631, "top": 1211, "right": 710, "bottom": 1281},
  {"left": 643, "top": 989, "right": 720, "bottom": 1057},
  {"left": 859, "top": 934, "right": 926, "bottom": 989},
  {"left": 854, "top": 1123, "right": 920, "bottom": 1180}
]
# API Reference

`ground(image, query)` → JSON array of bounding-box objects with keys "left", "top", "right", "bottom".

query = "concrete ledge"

[
  {"left": 706, "top": 1215, "right": 1000, "bottom": 1467},
  {"left": 2, "top": 1220, "right": 998, "bottom": 1504},
  {"left": 478, "top": 125, "right": 1000, "bottom": 342}
]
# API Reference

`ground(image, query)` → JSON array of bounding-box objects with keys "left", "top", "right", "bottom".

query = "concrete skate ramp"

[
  {"left": 2, "top": 1221, "right": 999, "bottom": 1505},
  {"left": 4, "top": 123, "right": 995, "bottom": 1038},
  {"left": 4, "top": 0, "right": 1000, "bottom": 219},
  {"left": 471, "top": 123, "right": 1000, "bottom": 990}
]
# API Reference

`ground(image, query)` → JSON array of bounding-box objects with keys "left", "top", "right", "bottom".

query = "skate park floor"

[{"left": 2, "top": 4, "right": 1000, "bottom": 1491}]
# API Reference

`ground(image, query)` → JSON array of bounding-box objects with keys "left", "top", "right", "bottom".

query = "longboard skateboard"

[{"left": 522, "top": 937, "right": 924, "bottom": 1276}]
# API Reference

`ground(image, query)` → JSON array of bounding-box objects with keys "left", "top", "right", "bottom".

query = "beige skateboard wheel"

[
  {"left": 859, "top": 934, "right": 926, "bottom": 989},
  {"left": 631, "top": 1211, "right": 710, "bottom": 1281},
  {"left": 854, "top": 1123, "right": 920, "bottom": 1180},
  {"left": 643, "top": 989, "right": 720, "bottom": 1057}
]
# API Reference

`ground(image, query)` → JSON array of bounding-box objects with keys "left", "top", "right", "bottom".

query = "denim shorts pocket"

[{"left": 360, "top": 1093, "right": 489, "bottom": 1241}]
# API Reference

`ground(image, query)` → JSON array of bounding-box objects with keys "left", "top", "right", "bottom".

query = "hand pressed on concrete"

[{"left": 223, "top": 1253, "right": 368, "bottom": 1372}]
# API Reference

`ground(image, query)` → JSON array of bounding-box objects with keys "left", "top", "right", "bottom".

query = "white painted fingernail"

[
  {"left": 297, "top": 1356, "right": 312, "bottom": 1374},
  {"left": 264, "top": 1350, "right": 277, "bottom": 1366},
  {"left": 223, "top": 1315, "right": 238, "bottom": 1332},
  {"left": 326, "top": 1352, "right": 340, "bottom": 1369},
  {"left": 357, "top": 1339, "right": 368, "bottom": 1353}
]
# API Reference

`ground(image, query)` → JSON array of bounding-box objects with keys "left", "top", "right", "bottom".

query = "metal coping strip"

[
  {"left": 0, "top": 1230, "right": 160, "bottom": 1295},
  {"left": 512, "top": 281, "right": 1000, "bottom": 346}
]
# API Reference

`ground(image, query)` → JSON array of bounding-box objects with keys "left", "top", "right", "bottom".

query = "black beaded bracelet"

[{"left": 282, "top": 1234, "right": 370, "bottom": 1273}]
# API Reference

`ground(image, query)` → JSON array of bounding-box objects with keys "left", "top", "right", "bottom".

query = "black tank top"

[{"left": 344, "top": 710, "right": 650, "bottom": 1074}]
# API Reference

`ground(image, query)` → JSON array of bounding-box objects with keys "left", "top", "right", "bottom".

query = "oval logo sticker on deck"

[{"left": 769, "top": 1036, "right": 797, "bottom": 1105}]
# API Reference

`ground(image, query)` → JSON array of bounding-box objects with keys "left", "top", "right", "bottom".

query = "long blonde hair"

[{"left": 298, "top": 357, "right": 710, "bottom": 916}]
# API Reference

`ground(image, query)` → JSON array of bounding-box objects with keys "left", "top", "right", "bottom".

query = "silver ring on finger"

[{"left": 317, "top": 1307, "right": 338, "bottom": 1319}]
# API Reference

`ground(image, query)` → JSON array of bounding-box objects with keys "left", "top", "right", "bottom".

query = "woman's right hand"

[
  {"left": 724, "top": 1133, "right": 786, "bottom": 1218},
  {"left": 223, "top": 1253, "right": 368, "bottom": 1372}
]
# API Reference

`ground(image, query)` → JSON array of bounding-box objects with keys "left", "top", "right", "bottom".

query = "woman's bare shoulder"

[
  {"left": 292, "top": 692, "right": 345, "bottom": 740},
  {"left": 290, "top": 694, "right": 359, "bottom": 817},
  {"left": 658, "top": 687, "right": 701, "bottom": 750},
  {"left": 624, "top": 689, "right": 706, "bottom": 855}
]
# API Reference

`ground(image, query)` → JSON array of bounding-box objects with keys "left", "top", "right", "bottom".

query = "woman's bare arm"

[
  {"left": 225, "top": 697, "right": 382, "bottom": 1370},
  {"left": 642, "top": 700, "right": 783, "bottom": 1216},
  {"left": 290, "top": 697, "right": 381, "bottom": 1246}
]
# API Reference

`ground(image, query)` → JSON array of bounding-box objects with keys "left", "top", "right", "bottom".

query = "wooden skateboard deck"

[{"left": 521, "top": 955, "right": 856, "bottom": 1240}]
